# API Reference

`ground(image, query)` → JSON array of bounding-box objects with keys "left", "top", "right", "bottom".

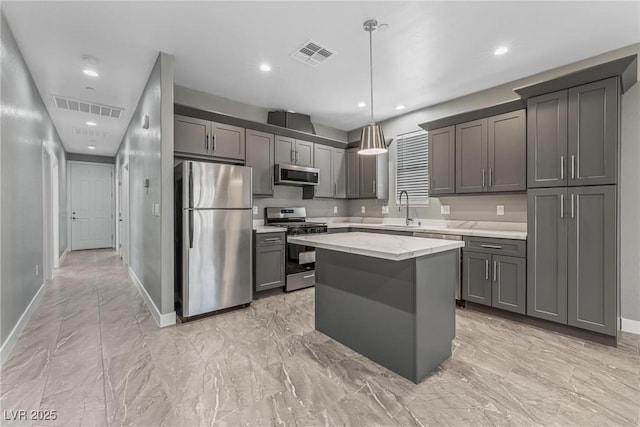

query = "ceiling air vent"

[
  {"left": 72, "top": 127, "right": 109, "bottom": 138},
  {"left": 290, "top": 40, "right": 335, "bottom": 66},
  {"left": 52, "top": 95, "right": 123, "bottom": 119}
]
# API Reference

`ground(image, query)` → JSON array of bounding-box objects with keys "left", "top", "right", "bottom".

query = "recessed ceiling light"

[
  {"left": 83, "top": 69, "right": 99, "bottom": 77},
  {"left": 494, "top": 46, "right": 509, "bottom": 56},
  {"left": 88, "top": 145, "right": 96, "bottom": 150},
  {"left": 358, "top": 102, "right": 367, "bottom": 108},
  {"left": 395, "top": 104, "right": 406, "bottom": 111},
  {"left": 259, "top": 64, "right": 271, "bottom": 72},
  {"left": 86, "top": 121, "right": 96, "bottom": 126}
]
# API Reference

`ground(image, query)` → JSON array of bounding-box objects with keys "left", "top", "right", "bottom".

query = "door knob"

[{"left": 72, "top": 217, "right": 78, "bottom": 220}]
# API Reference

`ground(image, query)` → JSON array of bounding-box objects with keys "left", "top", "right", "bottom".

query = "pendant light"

[{"left": 358, "top": 19, "right": 387, "bottom": 155}]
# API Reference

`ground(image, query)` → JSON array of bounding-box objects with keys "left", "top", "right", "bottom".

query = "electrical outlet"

[
  {"left": 333, "top": 206, "right": 338, "bottom": 214},
  {"left": 361, "top": 206, "right": 366, "bottom": 214},
  {"left": 382, "top": 205, "right": 389, "bottom": 214},
  {"left": 35, "top": 265, "right": 39, "bottom": 276},
  {"left": 497, "top": 205, "right": 505, "bottom": 216},
  {"left": 440, "top": 205, "right": 450, "bottom": 215},
  {"left": 252, "top": 206, "right": 258, "bottom": 215}
]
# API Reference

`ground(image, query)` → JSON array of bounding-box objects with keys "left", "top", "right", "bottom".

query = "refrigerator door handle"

[
  {"left": 188, "top": 210, "right": 194, "bottom": 249},
  {"left": 188, "top": 163, "right": 194, "bottom": 208}
]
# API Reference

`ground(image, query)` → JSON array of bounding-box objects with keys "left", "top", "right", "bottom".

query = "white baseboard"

[
  {"left": 0, "top": 282, "right": 46, "bottom": 367},
  {"left": 621, "top": 317, "right": 640, "bottom": 335},
  {"left": 57, "top": 248, "right": 68, "bottom": 267},
  {"left": 128, "top": 267, "right": 175, "bottom": 328}
]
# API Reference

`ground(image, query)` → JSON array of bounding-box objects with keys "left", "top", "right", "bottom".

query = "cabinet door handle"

[
  {"left": 560, "top": 193, "right": 564, "bottom": 218},
  {"left": 212, "top": 134, "right": 216, "bottom": 152},
  {"left": 303, "top": 273, "right": 315, "bottom": 279},
  {"left": 373, "top": 179, "right": 376, "bottom": 192},
  {"left": 560, "top": 156, "right": 564, "bottom": 180},
  {"left": 334, "top": 183, "right": 337, "bottom": 195},
  {"left": 571, "top": 193, "right": 575, "bottom": 218},
  {"left": 571, "top": 155, "right": 575, "bottom": 180},
  {"left": 482, "top": 169, "right": 486, "bottom": 188},
  {"left": 296, "top": 150, "right": 299, "bottom": 163},
  {"left": 489, "top": 168, "right": 493, "bottom": 187},
  {"left": 493, "top": 260, "right": 497, "bottom": 282},
  {"left": 485, "top": 259, "right": 489, "bottom": 280},
  {"left": 480, "top": 244, "right": 502, "bottom": 249},
  {"left": 263, "top": 238, "right": 281, "bottom": 242},
  {"left": 205, "top": 134, "right": 209, "bottom": 151},
  {"left": 291, "top": 149, "right": 295, "bottom": 162}
]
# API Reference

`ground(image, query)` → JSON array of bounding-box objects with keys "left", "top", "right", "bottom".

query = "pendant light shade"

[
  {"left": 358, "top": 19, "right": 387, "bottom": 155},
  {"left": 359, "top": 124, "right": 387, "bottom": 155}
]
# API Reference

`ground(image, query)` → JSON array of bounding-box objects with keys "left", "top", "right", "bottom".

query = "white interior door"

[
  {"left": 120, "top": 164, "right": 130, "bottom": 264},
  {"left": 70, "top": 162, "right": 114, "bottom": 250}
]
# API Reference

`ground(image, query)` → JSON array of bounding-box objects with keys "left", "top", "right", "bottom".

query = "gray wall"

[
  {"left": 66, "top": 153, "right": 115, "bottom": 164},
  {"left": 1, "top": 10, "right": 67, "bottom": 346},
  {"left": 347, "top": 44, "right": 640, "bottom": 323},
  {"left": 116, "top": 52, "right": 175, "bottom": 315}
]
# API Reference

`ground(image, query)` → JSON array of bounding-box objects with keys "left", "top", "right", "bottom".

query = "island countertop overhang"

[{"left": 287, "top": 232, "right": 465, "bottom": 261}]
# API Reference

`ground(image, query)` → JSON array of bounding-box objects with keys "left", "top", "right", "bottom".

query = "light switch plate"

[
  {"left": 497, "top": 205, "right": 505, "bottom": 216},
  {"left": 382, "top": 205, "right": 389, "bottom": 214},
  {"left": 441, "top": 205, "right": 450, "bottom": 215},
  {"left": 361, "top": 206, "right": 366, "bottom": 214},
  {"left": 333, "top": 206, "right": 338, "bottom": 214},
  {"left": 253, "top": 206, "right": 258, "bottom": 215}
]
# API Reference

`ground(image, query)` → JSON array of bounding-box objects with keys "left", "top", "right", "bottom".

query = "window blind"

[{"left": 396, "top": 130, "right": 429, "bottom": 205}]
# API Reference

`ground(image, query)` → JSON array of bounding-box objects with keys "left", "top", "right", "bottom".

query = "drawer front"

[
  {"left": 255, "top": 232, "right": 286, "bottom": 246},
  {"left": 463, "top": 237, "right": 526, "bottom": 257}
]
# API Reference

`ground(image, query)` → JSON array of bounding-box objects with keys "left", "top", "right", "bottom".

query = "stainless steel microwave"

[{"left": 274, "top": 164, "right": 319, "bottom": 186}]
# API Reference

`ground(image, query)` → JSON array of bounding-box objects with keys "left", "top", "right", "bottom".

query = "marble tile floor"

[{"left": 0, "top": 249, "right": 638, "bottom": 427}]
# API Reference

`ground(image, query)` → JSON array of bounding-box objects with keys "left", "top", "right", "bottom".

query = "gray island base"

[{"left": 288, "top": 232, "right": 464, "bottom": 384}]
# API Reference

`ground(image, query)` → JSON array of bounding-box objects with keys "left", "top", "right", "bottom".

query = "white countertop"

[
  {"left": 287, "top": 232, "right": 465, "bottom": 261},
  {"left": 254, "top": 226, "right": 287, "bottom": 234}
]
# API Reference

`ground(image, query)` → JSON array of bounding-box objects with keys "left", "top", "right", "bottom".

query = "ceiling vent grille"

[
  {"left": 290, "top": 40, "right": 335, "bottom": 66},
  {"left": 72, "top": 127, "right": 109, "bottom": 138},
  {"left": 52, "top": 95, "right": 123, "bottom": 119}
]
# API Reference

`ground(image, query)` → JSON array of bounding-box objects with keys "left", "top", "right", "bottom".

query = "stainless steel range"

[{"left": 264, "top": 207, "right": 327, "bottom": 292}]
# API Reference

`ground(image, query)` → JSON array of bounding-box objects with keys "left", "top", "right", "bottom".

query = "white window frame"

[{"left": 395, "top": 129, "right": 429, "bottom": 206}]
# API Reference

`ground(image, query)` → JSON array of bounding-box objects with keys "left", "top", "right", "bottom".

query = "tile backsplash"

[{"left": 252, "top": 186, "right": 349, "bottom": 219}]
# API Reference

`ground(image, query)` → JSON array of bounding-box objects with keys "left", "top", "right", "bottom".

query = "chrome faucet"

[{"left": 398, "top": 190, "right": 411, "bottom": 226}]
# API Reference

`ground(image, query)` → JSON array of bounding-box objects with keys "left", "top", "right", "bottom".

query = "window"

[{"left": 395, "top": 130, "right": 429, "bottom": 205}]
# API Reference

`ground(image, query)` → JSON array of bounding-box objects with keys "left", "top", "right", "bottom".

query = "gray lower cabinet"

[
  {"left": 456, "top": 118, "right": 487, "bottom": 193},
  {"left": 463, "top": 251, "right": 492, "bottom": 305},
  {"left": 527, "top": 186, "right": 616, "bottom": 335},
  {"left": 463, "top": 237, "right": 526, "bottom": 314},
  {"left": 314, "top": 144, "right": 333, "bottom": 198},
  {"left": 346, "top": 148, "right": 360, "bottom": 198},
  {"left": 254, "top": 232, "right": 286, "bottom": 292},
  {"left": 245, "top": 129, "right": 274, "bottom": 197},
  {"left": 332, "top": 148, "right": 346, "bottom": 198},
  {"left": 428, "top": 126, "right": 455, "bottom": 195},
  {"left": 274, "top": 136, "right": 314, "bottom": 167},
  {"left": 174, "top": 114, "right": 245, "bottom": 161}
]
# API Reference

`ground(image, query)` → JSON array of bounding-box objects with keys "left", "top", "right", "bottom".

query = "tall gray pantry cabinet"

[{"left": 526, "top": 77, "right": 620, "bottom": 337}]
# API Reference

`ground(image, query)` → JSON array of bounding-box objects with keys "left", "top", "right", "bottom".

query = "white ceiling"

[{"left": 3, "top": 1, "right": 639, "bottom": 156}]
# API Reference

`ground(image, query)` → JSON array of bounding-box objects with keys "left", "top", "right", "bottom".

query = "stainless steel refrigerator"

[{"left": 175, "top": 161, "right": 252, "bottom": 319}]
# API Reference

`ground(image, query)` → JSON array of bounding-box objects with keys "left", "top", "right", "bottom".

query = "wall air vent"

[
  {"left": 290, "top": 40, "right": 335, "bottom": 66},
  {"left": 52, "top": 95, "right": 123, "bottom": 119}
]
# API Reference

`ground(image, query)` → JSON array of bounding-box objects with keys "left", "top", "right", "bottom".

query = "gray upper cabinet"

[
  {"left": 332, "top": 148, "right": 347, "bottom": 198},
  {"left": 274, "top": 135, "right": 296, "bottom": 164},
  {"left": 210, "top": 123, "right": 245, "bottom": 160},
  {"left": 487, "top": 110, "right": 526, "bottom": 192},
  {"left": 567, "top": 78, "right": 618, "bottom": 187},
  {"left": 456, "top": 118, "right": 488, "bottom": 193},
  {"left": 245, "top": 129, "right": 274, "bottom": 197},
  {"left": 428, "top": 126, "right": 455, "bottom": 195},
  {"left": 346, "top": 148, "right": 360, "bottom": 198},
  {"left": 359, "top": 154, "right": 377, "bottom": 198},
  {"left": 527, "top": 91, "right": 568, "bottom": 188},
  {"left": 174, "top": 115, "right": 210, "bottom": 157},
  {"left": 492, "top": 255, "right": 526, "bottom": 315},
  {"left": 314, "top": 144, "right": 333, "bottom": 198},
  {"left": 295, "top": 140, "right": 314, "bottom": 167},
  {"left": 527, "top": 188, "right": 568, "bottom": 324},
  {"left": 274, "top": 135, "right": 314, "bottom": 167},
  {"left": 463, "top": 251, "right": 492, "bottom": 306},
  {"left": 174, "top": 115, "right": 245, "bottom": 161},
  {"left": 567, "top": 185, "right": 616, "bottom": 335}
]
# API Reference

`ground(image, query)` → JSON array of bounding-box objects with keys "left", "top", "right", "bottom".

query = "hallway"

[{"left": 1, "top": 250, "right": 639, "bottom": 426}]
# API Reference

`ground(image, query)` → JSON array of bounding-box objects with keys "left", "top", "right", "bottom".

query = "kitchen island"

[{"left": 287, "top": 232, "right": 465, "bottom": 383}]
